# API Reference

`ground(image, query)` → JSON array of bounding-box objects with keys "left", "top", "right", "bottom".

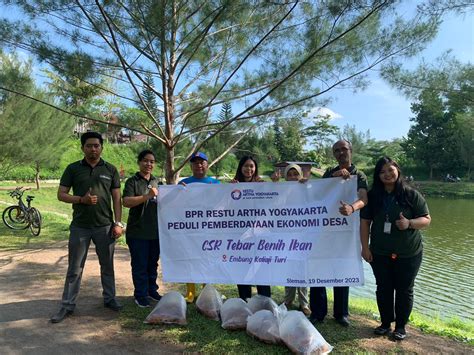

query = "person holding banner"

[
  {"left": 360, "top": 157, "right": 430, "bottom": 341},
  {"left": 122, "top": 150, "right": 162, "bottom": 308},
  {"left": 232, "top": 156, "right": 271, "bottom": 300},
  {"left": 310, "top": 139, "right": 368, "bottom": 327},
  {"left": 179, "top": 151, "right": 220, "bottom": 303},
  {"left": 271, "top": 163, "right": 311, "bottom": 316}
]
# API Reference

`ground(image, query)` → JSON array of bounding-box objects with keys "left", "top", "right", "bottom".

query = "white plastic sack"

[
  {"left": 220, "top": 298, "right": 253, "bottom": 330},
  {"left": 279, "top": 310, "right": 332, "bottom": 354},
  {"left": 247, "top": 294, "right": 279, "bottom": 315},
  {"left": 246, "top": 309, "right": 280, "bottom": 344},
  {"left": 144, "top": 291, "right": 187, "bottom": 325},
  {"left": 196, "top": 284, "right": 223, "bottom": 321}
]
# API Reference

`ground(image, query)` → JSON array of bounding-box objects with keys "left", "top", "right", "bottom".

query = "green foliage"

[
  {"left": 273, "top": 116, "right": 305, "bottom": 161},
  {"left": 383, "top": 54, "right": 473, "bottom": 178},
  {"left": 0, "top": 95, "right": 74, "bottom": 185},
  {"left": 0, "top": 50, "right": 33, "bottom": 105},
  {"left": 405, "top": 90, "right": 465, "bottom": 178}
]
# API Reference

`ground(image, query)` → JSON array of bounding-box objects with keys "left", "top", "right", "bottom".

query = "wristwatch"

[{"left": 114, "top": 221, "right": 125, "bottom": 228}]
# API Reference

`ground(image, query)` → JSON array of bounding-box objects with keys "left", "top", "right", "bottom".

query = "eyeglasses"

[{"left": 333, "top": 147, "right": 349, "bottom": 154}]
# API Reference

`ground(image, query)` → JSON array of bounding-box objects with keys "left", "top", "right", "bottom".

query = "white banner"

[{"left": 158, "top": 177, "right": 364, "bottom": 287}]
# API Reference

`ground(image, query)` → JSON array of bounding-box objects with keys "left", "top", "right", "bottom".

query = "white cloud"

[{"left": 308, "top": 106, "right": 343, "bottom": 120}]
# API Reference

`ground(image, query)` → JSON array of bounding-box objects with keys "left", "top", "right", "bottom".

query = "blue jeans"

[{"left": 126, "top": 238, "right": 160, "bottom": 299}]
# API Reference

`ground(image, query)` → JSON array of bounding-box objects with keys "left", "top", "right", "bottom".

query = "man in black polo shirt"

[
  {"left": 309, "top": 139, "right": 368, "bottom": 327},
  {"left": 50, "top": 132, "right": 124, "bottom": 323}
]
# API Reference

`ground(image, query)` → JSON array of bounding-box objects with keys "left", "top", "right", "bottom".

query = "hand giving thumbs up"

[
  {"left": 82, "top": 187, "right": 98, "bottom": 205},
  {"left": 395, "top": 212, "right": 410, "bottom": 230}
]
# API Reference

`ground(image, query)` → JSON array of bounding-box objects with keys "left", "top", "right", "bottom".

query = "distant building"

[{"left": 273, "top": 161, "right": 316, "bottom": 179}]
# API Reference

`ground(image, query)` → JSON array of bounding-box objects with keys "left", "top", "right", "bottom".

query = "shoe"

[
  {"left": 135, "top": 297, "right": 150, "bottom": 308},
  {"left": 309, "top": 316, "right": 324, "bottom": 324},
  {"left": 185, "top": 292, "right": 194, "bottom": 303},
  {"left": 374, "top": 325, "right": 391, "bottom": 335},
  {"left": 301, "top": 306, "right": 312, "bottom": 317},
  {"left": 148, "top": 291, "right": 162, "bottom": 302},
  {"left": 50, "top": 307, "right": 73, "bottom": 323},
  {"left": 392, "top": 328, "right": 406, "bottom": 340},
  {"left": 104, "top": 299, "right": 123, "bottom": 311},
  {"left": 185, "top": 283, "right": 195, "bottom": 303},
  {"left": 335, "top": 316, "right": 350, "bottom": 327}
]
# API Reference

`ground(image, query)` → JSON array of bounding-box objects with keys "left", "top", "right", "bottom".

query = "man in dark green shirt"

[
  {"left": 50, "top": 132, "right": 124, "bottom": 323},
  {"left": 309, "top": 139, "right": 368, "bottom": 327}
]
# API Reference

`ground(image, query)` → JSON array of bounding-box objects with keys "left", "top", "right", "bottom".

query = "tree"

[
  {"left": 365, "top": 139, "right": 408, "bottom": 167},
  {"left": 0, "top": 95, "right": 73, "bottom": 189},
  {"left": 0, "top": 1, "right": 455, "bottom": 183},
  {"left": 384, "top": 54, "right": 473, "bottom": 178},
  {"left": 338, "top": 124, "right": 374, "bottom": 166},
  {"left": 303, "top": 113, "right": 340, "bottom": 165},
  {"left": 0, "top": 50, "right": 33, "bottom": 106},
  {"left": 205, "top": 102, "right": 237, "bottom": 177},
  {"left": 404, "top": 90, "right": 460, "bottom": 179},
  {"left": 273, "top": 116, "right": 305, "bottom": 161},
  {"left": 454, "top": 113, "right": 474, "bottom": 179}
]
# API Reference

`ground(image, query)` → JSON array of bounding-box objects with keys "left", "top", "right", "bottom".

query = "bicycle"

[{"left": 2, "top": 187, "right": 42, "bottom": 236}]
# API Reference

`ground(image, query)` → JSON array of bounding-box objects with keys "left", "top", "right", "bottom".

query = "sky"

[
  {"left": 2, "top": 4, "right": 472, "bottom": 143},
  {"left": 318, "top": 12, "right": 473, "bottom": 141}
]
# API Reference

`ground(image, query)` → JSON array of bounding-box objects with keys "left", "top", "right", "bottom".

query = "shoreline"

[{"left": 412, "top": 181, "right": 474, "bottom": 198}]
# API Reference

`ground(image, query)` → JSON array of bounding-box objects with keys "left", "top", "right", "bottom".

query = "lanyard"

[{"left": 383, "top": 194, "right": 395, "bottom": 221}]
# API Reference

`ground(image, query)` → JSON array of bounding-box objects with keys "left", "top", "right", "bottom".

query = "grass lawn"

[{"left": 118, "top": 283, "right": 473, "bottom": 352}]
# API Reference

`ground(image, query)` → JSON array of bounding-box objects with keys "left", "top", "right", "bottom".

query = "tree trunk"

[
  {"left": 429, "top": 166, "right": 433, "bottom": 180},
  {"left": 165, "top": 146, "right": 179, "bottom": 184},
  {"left": 35, "top": 161, "right": 40, "bottom": 190}
]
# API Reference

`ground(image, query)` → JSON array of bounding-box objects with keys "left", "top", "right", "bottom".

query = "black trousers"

[
  {"left": 370, "top": 252, "right": 422, "bottom": 328},
  {"left": 309, "top": 286, "right": 349, "bottom": 320},
  {"left": 237, "top": 285, "right": 271, "bottom": 301},
  {"left": 127, "top": 238, "right": 160, "bottom": 299}
]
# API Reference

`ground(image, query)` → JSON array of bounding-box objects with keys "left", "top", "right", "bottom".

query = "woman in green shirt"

[
  {"left": 360, "top": 157, "right": 431, "bottom": 341},
  {"left": 123, "top": 150, "right": 162, "bottom": 308}
]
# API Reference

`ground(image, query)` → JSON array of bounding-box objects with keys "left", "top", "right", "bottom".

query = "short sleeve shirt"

[
  {"left": 60, "top": 159, "right": 120, "bottom": 228},
  {"left": 179, "top": 176, "right": 220, "bottom": 184},
  {"left": 123, "top": 173, "right": 159, "bottom": 240},
  {"left": 323, "top": 164, "right": 368, "bottom": 191},
  {"left": 360, "top": 188, "right": 429, "bottom": 258}
]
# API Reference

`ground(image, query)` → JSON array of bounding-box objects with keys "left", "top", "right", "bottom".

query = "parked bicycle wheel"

[
  {"left": 2, "top": 206, "right": 29, "bottom": 230},
  {"left": 29, "top": 207, "right": 42, "bottom": 236}
]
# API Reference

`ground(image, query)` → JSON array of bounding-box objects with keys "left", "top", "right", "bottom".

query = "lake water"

[{"left": 351, "top": 197, "right": 474, "bottom": 321}]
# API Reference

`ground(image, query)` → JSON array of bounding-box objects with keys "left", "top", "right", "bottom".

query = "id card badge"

[{"left": 384, "top": 215, "right": 391, "bottom": 234}]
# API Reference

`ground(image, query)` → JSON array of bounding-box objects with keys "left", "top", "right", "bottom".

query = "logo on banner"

[
  {"left": 231, "top": 189, "right": 242, "bottom": 200},
  {"left": 234, "top": 188, "right": 279, "bottom": 200}
]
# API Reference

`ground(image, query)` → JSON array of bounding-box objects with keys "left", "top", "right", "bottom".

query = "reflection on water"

[{"left": 352, "top": 197, "right": 474, "bottom": 321}]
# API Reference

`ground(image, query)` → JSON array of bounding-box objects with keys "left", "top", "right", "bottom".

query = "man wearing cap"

[
  {"left": 51, "top": 131, "right": 124, "bottom": 323},
  {"left": 179, "top": 151, "right": 220, "bottom": 302},
  {"left": 309, "top": 139, "right": 368, "bottom": 327}
]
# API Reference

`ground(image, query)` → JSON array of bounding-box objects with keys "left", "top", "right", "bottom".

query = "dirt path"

[
  {"left": 0, "top": 242, "right": 471, "bottom": 354},
  {"left": 0, "top": 241, "right": 181, "bottom": 355}
]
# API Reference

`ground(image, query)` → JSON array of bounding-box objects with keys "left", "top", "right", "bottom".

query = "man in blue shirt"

[
  {"left": 180, "top": 152, "right": 220, "bottom": 185},
  {"left": 179, "top": 152, "right": 219, "bottom": 302}
]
